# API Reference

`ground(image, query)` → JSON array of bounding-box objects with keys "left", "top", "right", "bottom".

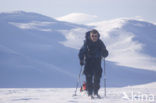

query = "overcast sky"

[{"left": 0, "top": 0, "right": 156, "bottom": 22}]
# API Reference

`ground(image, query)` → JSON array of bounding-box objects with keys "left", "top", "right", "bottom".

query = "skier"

[{"left": 78, "top": 29, "right": 108, "bottom": 99}]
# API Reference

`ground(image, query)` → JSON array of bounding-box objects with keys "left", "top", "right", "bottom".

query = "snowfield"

[{"left": 0, "top": 84, "right": 156, "bottom": 103}]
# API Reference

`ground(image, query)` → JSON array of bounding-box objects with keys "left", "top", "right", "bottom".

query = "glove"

[
  {"left": 102, "top": 49, "right": 108, "bottom": 58},
  {"left": 80, "top": 60, "right": 84, "bottom": 66}
]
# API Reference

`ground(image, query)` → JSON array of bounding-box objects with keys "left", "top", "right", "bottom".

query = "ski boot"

[{"left": 88, "top": 94, "right": 94, "bottom": 99}]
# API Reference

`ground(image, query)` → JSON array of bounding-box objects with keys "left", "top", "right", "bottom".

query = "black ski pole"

[
  {"left": 103, "top": 58, "right": 106, "bottom": 97},
  {"left": 73, "top": 65, "right": 83, "bottom": 96}
]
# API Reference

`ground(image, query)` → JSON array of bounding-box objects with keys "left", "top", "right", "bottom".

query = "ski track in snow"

[{"left": 0, "top": 85, "right": 156, "bottom": 103}]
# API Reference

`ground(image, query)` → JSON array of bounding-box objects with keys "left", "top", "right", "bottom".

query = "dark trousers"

[{"left": 84, "top": 58, "right": 102, "bottom": 95}]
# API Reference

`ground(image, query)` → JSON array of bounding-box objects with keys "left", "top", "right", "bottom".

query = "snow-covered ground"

[{"left": 0, "top": 83, "right": 156, "bottom": 103}]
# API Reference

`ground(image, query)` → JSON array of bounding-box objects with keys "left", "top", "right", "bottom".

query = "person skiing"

[{"left": 78, "top": 29, "right": 108, "bottom": 98}]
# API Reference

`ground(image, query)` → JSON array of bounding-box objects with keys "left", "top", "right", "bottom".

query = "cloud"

[{"left": 56, "top": 13, "right": 98, "bottom": 24}]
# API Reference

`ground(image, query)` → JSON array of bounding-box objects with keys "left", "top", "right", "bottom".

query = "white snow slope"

[{"left": 0, "top": 11, "right": 156, "bottom": 88}]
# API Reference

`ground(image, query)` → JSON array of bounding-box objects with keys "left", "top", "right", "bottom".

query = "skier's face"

[{"left": 90, "top": 33, "right": 98, "bottom": 42}]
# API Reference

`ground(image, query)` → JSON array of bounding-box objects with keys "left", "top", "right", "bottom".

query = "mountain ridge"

[{"left": 0, "top": 11, "right": 156, "bottom": 87}]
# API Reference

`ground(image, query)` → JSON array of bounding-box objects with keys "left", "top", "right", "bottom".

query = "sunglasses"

[{"left": 91, "top": 35, "right": 98, "bottom": 38}]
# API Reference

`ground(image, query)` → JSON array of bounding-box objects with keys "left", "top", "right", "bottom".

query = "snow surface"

[
  {"left": 0, "top": 83, "right": 156, "bottom": 103},
  {"left": 56, "top": 13, "right": 98, "bottom": 24}
]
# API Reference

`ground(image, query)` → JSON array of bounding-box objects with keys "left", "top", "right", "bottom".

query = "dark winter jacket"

[
  {"left": 79, "top": 39, "right": 108, "bottom": 62},
  {"left": 78, "top": 38, "right": 108, "bottom": 74}
]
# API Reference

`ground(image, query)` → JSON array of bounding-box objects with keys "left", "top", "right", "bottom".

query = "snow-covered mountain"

[
  {"left": 0, "top": 11, "right": 156, "bottom": 88},
  {"left": 90, "top": 19, "right": 156, "bottom": 70},
  {"left": 0, "top": 11, "right": 91, "bottom": 87}
]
